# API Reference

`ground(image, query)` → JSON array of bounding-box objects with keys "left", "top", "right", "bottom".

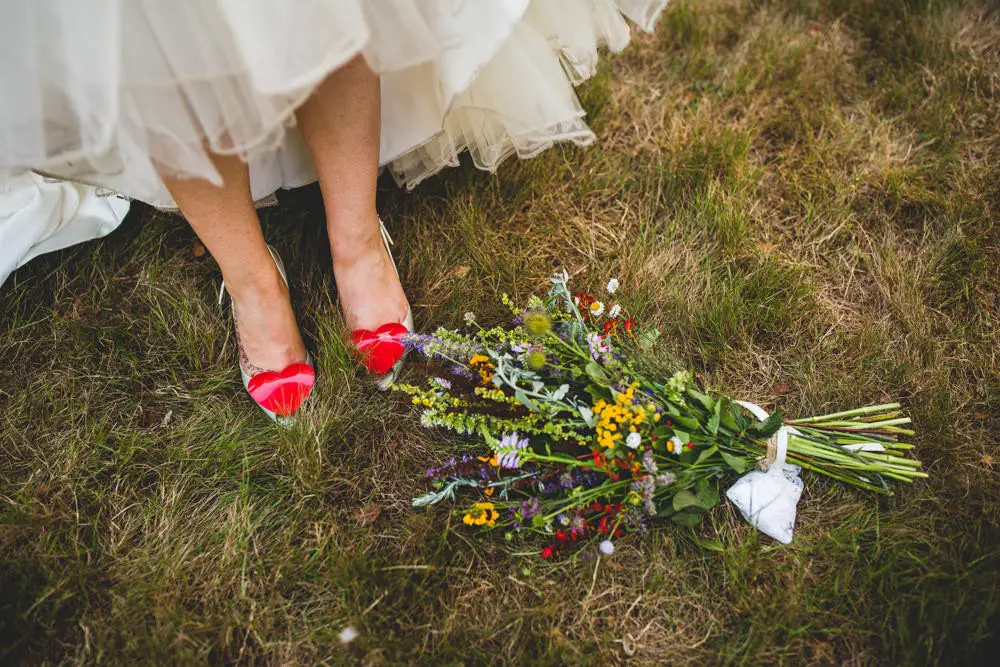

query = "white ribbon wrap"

[{"left": 725, "top": 401, "right": 804, "bottom": 544}]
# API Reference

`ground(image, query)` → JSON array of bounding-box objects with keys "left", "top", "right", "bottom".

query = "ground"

[{"left": 1, "top": 0, "right": 998, "bottom": 664}]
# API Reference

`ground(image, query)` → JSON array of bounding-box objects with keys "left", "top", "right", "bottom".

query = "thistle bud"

[
  {"left": 525, "top": 350, "right": 547, "bottom": 370},
  {"left": 523, "top": 310, "right": 552, "bottom": 336}
]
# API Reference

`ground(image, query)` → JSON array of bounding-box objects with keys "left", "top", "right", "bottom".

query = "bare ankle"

[
  {"left": 223, "top": 266, "right": 287, "bottom": 302},
  {"left": 327, "top": 212, "right": 382, "bottom": 264}
]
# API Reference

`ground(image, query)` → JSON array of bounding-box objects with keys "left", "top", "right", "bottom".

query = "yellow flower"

[
  {"left": 462, "top": 502, "right": 499, "bottom": 527},
  {"left": 469, "top": 354, "right": 496, "bottom": 385}
]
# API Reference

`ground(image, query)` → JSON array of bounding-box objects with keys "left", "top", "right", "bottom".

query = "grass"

[{"left": 2, "top": 0, "right": 998, "bottom": 663}]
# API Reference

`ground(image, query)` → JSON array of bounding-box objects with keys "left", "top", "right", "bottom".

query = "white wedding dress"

[{"left": 0, "top": 0, "right": 667, "bottom": 283}]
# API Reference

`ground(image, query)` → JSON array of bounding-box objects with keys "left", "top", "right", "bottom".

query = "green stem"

[{"left": 787, "top": 403, "right": 902, "bottom": 424}]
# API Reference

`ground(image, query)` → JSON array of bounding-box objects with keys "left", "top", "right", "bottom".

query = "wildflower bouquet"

[{"left": 394, "top": 272, "right": 924, "bottom": 558}]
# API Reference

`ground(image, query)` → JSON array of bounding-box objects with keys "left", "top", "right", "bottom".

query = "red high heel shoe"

[
  {"left": 220, "top": 245, "right": 315, "bottom": 423},
  {"left": 349, "top": 220, "right": 413, "bottom": 389}
]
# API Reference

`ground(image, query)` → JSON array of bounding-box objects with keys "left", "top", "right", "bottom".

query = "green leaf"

[
  {"left": 585, "top": 361, "right": 611, "bottom": 387},
  {"left": 720, "top": 400, "right": 740, "bottom": 431},
  {"left": 585, "top": 383, "right": 611, "bottom": 403},
  {"left": 673, "top": 430, "right": 690, "bottom": 445},
  {"left": 696, "top": 537, "right": 725, "bottom": 552},
  {"left": 673, "top": 416, "right": 701, "bottom": 431},
  {"left": 694, "top": 480, "right": 720, "bottom": 510},
  {"left": 693, "top": 446, "right": 718, "bottom": 466},
  {"left": 687, "top": 388, "right": 715, "bottom": 413},
  {"left": 671, "top": 508, "right": 707, "bottom": 528},
  {"left": 720, "top": 450, "right": 751, "bottom": 473},
  {"left": 672, "top": 490, "right": 702, "bottom": 512},
  {"left": 636, "top": 327, "right": 661, "bottom": 350},
  {"left": 748, "top": 409, "right": 784, "bottom": 438},
  {"left": 514, "top": 389, "right": 539, "bottom": 411},
  {"left": 707, "top": 399, "right": 722, "bottom": 435}
]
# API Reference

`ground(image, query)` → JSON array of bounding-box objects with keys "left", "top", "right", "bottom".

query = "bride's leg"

[
  {"left": 162, "top": 155, "right": 306, "bottom": 372},
  {"left": 294, "top": 55, "right": 408, "bottom": 331}
]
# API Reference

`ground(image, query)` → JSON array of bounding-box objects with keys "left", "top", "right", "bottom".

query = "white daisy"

[
  {"left": 608, "top": 304, "right": 622, "bottom": 319},
  {"left": 606, "top": 278, "right": 620, "bottom": 294},
  {"left": 589, "top": 301, "right": 605, "bottom": 317},
  {"left": 599, "top": 540, "right": 615, "bottom": 556},
  {"left": 339, "top": 626, "right": 359, "bottom": 644},
  {"left": 626, "top": 432, "right": 642, "bottom": 449}
]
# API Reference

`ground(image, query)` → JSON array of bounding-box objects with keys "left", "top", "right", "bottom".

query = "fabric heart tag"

[
  {"left": 247, "top": 362, "right": 315, "bottom": 416},
  {"left": 352, "top": 322, "right": 408, "bottom": 375}
]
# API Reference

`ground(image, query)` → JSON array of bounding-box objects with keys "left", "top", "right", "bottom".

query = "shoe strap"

[
  {"left": 378, "top": 218, "right": 400, "bottom": 277},
  {"left": 217, "top": 244, "right": 288, "bottom": 305}
]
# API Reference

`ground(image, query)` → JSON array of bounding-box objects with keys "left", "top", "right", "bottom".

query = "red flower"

[
  {"left": 541, "top": 545, "right": 555, "bottom": 559},
  {"left": 556, "top": 530, "right": 569, "bottom": 543},
  {"left": 623, "top": 318, "right": 635, "bottom": 334},
  {"left": 598, "top": 516, "right": 609, "bottom": 535},
  {"left": 575, "top": 292, "right": 597, "bottom": 319}
]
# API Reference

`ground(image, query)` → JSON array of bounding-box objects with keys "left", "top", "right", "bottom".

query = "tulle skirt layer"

[{"left": 0, "top": 0, "right": 668, "bottom": 208}]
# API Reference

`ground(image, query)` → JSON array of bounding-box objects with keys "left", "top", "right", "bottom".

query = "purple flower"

[
  {"left": 520, "top": 497, "right": 541, "bottom": 519},
  {"left": 497, "top": 432, "right": 529, "bottom": 469},
  {"left": 559, "top": 468, "right": 604, "bottom": 489},
  {"left": 630, "top": 475, "right": 658, "bottom": 516},
  {"left": 587, "top": 332, "right": 612, "bottom": 361},
  {"left": 401, "top": 332, "right": 482, "bottom": 361},
  {"left": 425, "top": 454, "right": 496, "bottom": 482},
  {"left": 642, "top": 449, "right": 657, "bottom": 474}
]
